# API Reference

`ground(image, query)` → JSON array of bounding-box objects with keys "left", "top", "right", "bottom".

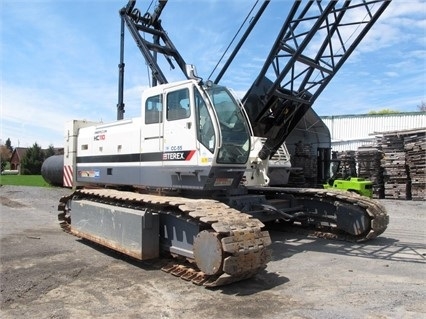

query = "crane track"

[
  {"left": 57, "top": 188, "right": 271, "bottom": 287},
  {"left": 57, "top": 187, "right": 389, "bottom": 286},
  {"left": 255, "top": 187, "right": 389, "bottom": 242}
]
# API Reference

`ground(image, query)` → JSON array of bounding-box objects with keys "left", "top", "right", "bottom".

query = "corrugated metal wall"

[{"left": 321, "top": 112, "right": 426, "bottom": 151}]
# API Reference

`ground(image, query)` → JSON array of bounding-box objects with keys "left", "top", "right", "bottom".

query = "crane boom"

[{"left": 240, "top": 0, "right": 390, "bottom": 160}]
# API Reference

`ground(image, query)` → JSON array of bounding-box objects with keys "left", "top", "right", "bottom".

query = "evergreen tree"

[
  {"left": 5, "top": 138, "right": 13, "bottom": 152},
  {"left": 44, "top": 144, "right": 56, "bottom": 158},
  {"left": 21, "top": 142, "right": 44, "bottom": 175}
]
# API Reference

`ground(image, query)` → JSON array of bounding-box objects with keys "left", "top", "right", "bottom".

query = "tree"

[
  {"left": 418, "top": 101, "right": 426, "bottom": 112},
  {"left": 5, "top": 138, "right": 13, "bottom": 152},
  {"left": 0, "top": 144, "right": 12, "bottom": 172},
  {"left": 368, "top": 109, "right": 400, "bottom": 115},
  {"left": 44, "top": 144, "right": 56, "bottom": 158},
  {"left": 21, "top": 142, "right": 44, "bottom": 175}
]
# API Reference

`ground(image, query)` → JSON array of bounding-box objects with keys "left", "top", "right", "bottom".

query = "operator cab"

[
  {"left": 139, "top": 79, "right": 252, "bottom": 190},
  {"left": 74, "top": 81, "right": 253, "bottom": 191},
  {"left": 142, "top": 80, "right": 251, "bottom": 165}
]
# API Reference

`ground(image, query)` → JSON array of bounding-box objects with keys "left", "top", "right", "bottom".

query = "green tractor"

[{"left": 323, "top": 159, "right": 373, "bottom": 198}]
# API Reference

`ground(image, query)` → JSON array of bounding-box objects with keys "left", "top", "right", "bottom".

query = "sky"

[{"left": 1, "top": 0, "right": 425, "bottom": 149}]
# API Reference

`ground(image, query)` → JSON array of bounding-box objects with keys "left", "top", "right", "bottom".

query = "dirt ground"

[{"left": 0, "top": 185, "right": 425, "bottom": 319}]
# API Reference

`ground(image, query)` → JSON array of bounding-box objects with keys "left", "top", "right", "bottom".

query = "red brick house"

[{"left": 9, "top": 147, "right": 28, "bottom": 174}]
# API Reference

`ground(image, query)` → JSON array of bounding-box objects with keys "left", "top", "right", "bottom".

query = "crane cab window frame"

[
  {"left": 145, "top": 94, "right": 163, "bottom": 124},
  {"left": 195, "top": 89, "right": 215, "bottom": 153},
  {"left": 166, "top": 88, "right": 190, "bottom": 121}
]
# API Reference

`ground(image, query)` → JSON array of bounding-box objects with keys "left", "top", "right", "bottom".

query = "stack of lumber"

[
  {"left": 354, "top": 128, "right": 425, "bottom": 200},
  {"left": 289, "top": 142, "right": 317, "bottom": 187},
  {"left": 336, "top": 151, "right": 357, "bottom": 177},
  {"left": 379, "top": 134, "right": 408, "bottom": 199},
  {"left": 404, "top": 131, "right": 426, "bottom": 200},
  {"left": 356, "top": 146, "right": 384, "bottom": 198}
]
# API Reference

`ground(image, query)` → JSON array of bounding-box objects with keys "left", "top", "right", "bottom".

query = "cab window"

[
  {"left": 167, "top": 88, "right": 190, "bottom": 121},
  {"left": 195, "top": 90, "right": 215, "bottom": 153},
  {"left": 145, "top": 95, "right": 163, "bottom": 124}
]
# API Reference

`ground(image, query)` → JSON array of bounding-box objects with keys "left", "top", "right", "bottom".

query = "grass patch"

[{"left": 0, "top": 175, "right": 50, "bottom": 187}]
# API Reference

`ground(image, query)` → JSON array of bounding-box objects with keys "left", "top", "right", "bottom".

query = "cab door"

[
  {"left": 142, "top": 94, "right": 164, "bottom": 159},
  {"left": 162, "top": 86, "right": 197, "bottom": 166}
]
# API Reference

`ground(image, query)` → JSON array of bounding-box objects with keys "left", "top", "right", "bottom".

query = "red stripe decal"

[
  {"left": 63, "top": 165, "right": 73, "bottom": 187},
  {"left": 186, "top": 150, "right": 195, "bottom": 161}
]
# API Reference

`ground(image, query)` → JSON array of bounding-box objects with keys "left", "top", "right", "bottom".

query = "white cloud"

[{"left": 384, "top": 71, "right": 398, "bottom": 78}]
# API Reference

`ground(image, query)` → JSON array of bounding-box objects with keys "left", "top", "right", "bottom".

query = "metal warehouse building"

[{"left": 321, "top": 112, "right": 426, "bottom": 152}]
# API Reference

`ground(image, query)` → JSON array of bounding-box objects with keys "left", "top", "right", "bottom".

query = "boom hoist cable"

[{"left": 208, "top": 0, "right": 269, "bottom": 83}]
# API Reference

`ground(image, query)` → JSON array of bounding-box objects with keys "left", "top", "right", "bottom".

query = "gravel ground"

[{"left": 0, "top": 185, "right": 425, "bottom": 319}]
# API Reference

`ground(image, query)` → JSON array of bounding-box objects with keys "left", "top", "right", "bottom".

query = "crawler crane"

[{"left": 58, "top": 0, "right": 390, "bottom": 287}]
